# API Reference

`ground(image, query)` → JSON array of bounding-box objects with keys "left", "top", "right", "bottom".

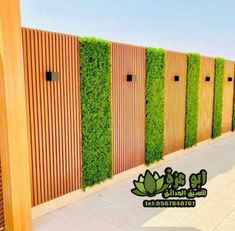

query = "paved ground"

[{"left": 34, "top": 134, "right": 235, "bottom": 231}]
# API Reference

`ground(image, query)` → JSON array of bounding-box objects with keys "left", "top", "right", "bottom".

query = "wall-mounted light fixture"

[
  {"left": 127, "top": 74, "right": 136, "bottom": 82},
  {"left": 174, "top": 75, "right": 180, "bottom": 82},
  {"left": 205, "top": 76, "right": 211, "bottom": 82},
  {"left": 228, "top": 77, "right": 233, "bottom": 82},
  {"left": 46, "top": 71, "right": 60, "bottom": 81}
]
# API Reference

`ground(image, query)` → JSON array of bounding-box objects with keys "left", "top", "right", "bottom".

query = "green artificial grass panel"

[
  {"left": 212, "top": 57, "right": 225, "bottom": 138},
  {"left": 145, "top": 48, "right": 165, "bottom": 164},
  {"left": 185, "top": 53, "right": 200, "bottom": 148},
  {"left": 80, "top": 37, "right": 112, "bottom": 187}
]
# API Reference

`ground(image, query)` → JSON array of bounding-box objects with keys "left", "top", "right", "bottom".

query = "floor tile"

[{"left": 33, "top": 134, "right": 235, "bottom": 231}]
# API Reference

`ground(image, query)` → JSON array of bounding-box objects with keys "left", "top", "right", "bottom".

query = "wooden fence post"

[{"left": 0, "top": 0, "right": 32, "bottom": 230}]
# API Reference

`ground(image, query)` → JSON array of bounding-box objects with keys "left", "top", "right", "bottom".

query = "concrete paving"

[{"left": 34, "top": 134, "right": 235, "bottom": 231}]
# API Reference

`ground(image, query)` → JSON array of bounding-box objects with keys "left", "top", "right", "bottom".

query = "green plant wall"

[
  {"left": 212, "top": 57, "right": 225, "bottom": 138},
  {"left": 80, "top": 37, "right": 112, "bottom": 187},
  {"left": 185, "top": 53, "right": 200, "bottom": 148},
  {"left": 145, "top": 48, "right": 165, "bottom": 164}
]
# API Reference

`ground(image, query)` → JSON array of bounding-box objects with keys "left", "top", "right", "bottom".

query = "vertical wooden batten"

[
  {"left": 112, "top": 42, "right": 146, "bottom": 175},
  {"left": 0, "top": 0, "right": 32, "bottom": 230},
  {"left": 222, "top": 60, "right": 234, "bottom": 133},
  {"left": 198, "top": 56, "right": 215, "bottom": 142},
  {"left": 0, "top": 161, "right": 3, "bottom": 229},
  {"left": 22, "top": 28, "right": 82, "bottom": 206},
  {"left": 165, "top": 51, "right": 187, "bottom": 154}
]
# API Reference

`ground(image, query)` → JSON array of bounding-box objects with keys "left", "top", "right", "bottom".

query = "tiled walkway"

[{"left": 34, "top": 134, "right": 235, "bottom": 231}]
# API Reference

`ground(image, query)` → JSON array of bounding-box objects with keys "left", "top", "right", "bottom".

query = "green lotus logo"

[
  {"left": 132, "top": 168, "right": 208, "bottom": 208},
  {"left": 131, "top": 170, "right": 170, "bottom": 197}
]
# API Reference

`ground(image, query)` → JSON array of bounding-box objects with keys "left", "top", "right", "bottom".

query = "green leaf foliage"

[
  {"left": 145, "top": 48, "right": 165, "bottom": 164},
  {"left": 156, "top": 176, "right": 164, "bottom": 191},
  {"left": 131, "top": 170, "right": 170, "bottom": 197},
  {"left": 134, "top": 181, "right": 146, "bottom": 193},
  {"left": 185, "top": 53, "right": 200, "bottom": 148},
  {"left": 144, "top": 170, "right": 156, "bottom": 195},
  {"left": 157, "top": 182, "right": 170, "bottom": 194},
  {"left": 212, "top": 57, "right": 225, "bottom": 138},
  {"left": 80, "top": 37, "right": 112, "bottom": 187},
  {"left": 131, "top": 188, "right": 147, "bottom": 197}
]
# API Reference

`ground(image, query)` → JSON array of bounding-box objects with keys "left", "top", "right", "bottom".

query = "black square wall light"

[
  {"left": 174, "top": 75, "right": 180, "bottom": 81},
  {"left": 228, "top": 77, "right": 233, "bottom": 82},
  {"left": 127, "top": 74, "right": 136, "bottom": 82},
  {"left": 46, "top": 71, "right": 60, "bottom": 81},
  {"left": 205, "top": 76, "right": 211, "bottom": 82}
]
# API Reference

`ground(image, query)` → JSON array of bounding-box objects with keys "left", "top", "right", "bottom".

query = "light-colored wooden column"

[{"left": 0, "top": 0, "right": 32, "bottom": 230}]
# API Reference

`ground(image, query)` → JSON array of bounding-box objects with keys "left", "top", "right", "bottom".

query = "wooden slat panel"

[
  {"left": 22, "top": 28, "right": 82, "bottom": 206},
  {"left": 0, "top": 162, "right": 3, "bottom": 229},
  {"left": 222, "top": 60, "right": 234, "bottom": 133},
  {"left": 165, "top": 51, "right": 187, "bottom": 154},
  {"left": 198, "top": 56, "right": 215, "bottom": 142},
  {"left": 112, "top": 43, "right": 145, "bottom": 175}
]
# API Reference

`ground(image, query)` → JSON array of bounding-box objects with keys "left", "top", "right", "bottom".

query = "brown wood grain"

[
  {"left": 0, "top": 1, "right": 32, "bottom": 230},
  {"left": 164, "top": 51, "right": 187, "bottom": 154},
  {"left": 222, "top": 60, "right": 234, "bottom": 133},
  {"left": 22, "top": 28, "right": 82, "bottom": 206},
  {"left": 198, "top": 56, "right": 215, "bottom": 142},
  {"left": 0, "top": 161, "right": 3, "bottom": 229},
  {"left": 112, "top": 42, "right": 145, "bottom": 174}
]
